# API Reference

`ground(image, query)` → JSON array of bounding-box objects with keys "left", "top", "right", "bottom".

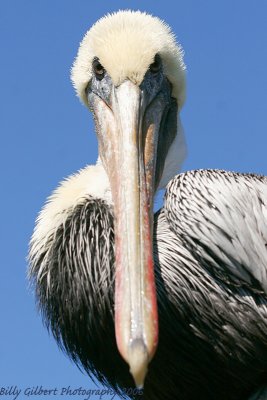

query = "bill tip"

[{"left": 128, "top": 338, "right": 149, "bottom": 388}]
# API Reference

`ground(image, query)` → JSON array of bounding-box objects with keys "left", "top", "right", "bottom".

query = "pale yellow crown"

[{"left": 71, "top": 10, "right": 186, "bottom": 109}]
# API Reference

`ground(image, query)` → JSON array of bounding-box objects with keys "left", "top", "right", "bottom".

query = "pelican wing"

[{"left": 164, "top": 169, "right": 267, "bottom": 294}]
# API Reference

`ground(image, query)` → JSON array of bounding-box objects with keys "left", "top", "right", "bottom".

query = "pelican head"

[{"left": 71, "top": 10, "right": 186, "bottom": 387}]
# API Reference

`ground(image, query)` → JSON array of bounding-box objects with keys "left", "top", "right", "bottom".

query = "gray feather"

[{"left": 165, "top": 169, "right": 267, "bottom": 293}]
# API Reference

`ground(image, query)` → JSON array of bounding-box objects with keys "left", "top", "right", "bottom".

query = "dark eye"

[
  {"left": 92, "top": 58, "right": 105, "bottom": 80},
  {"left": 149, "top": 54, "right": 162, "bottom": 73}
]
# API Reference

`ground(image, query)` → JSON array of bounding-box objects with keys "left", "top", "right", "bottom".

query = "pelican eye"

[
  {"left": 149, "top": 54, "right": 162, "bottom": 73},
  {"left": 92, "top": 58, "right": 105, "bottom": 80}
]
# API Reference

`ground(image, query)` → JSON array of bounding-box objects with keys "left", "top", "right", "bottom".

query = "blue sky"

[{"left": 1, "top": 0, "right": 267, "bottom": 399}]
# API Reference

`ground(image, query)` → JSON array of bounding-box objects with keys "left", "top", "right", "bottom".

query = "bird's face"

[
  {"left": 87, "top": 54, "right": 177, "bottom": 387},
  {"left": 71, "top": 10, "right": 186, "bottom": 388},
  {"left": 87, "top": 53, "right": 176, "bottom": 199}
]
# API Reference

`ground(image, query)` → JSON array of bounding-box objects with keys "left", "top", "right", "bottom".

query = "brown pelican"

[{"left": 29, "top": 10, "right": 267, "bottom": 400}]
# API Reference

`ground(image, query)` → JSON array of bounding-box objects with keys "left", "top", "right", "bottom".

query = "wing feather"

[{"left": 164, "top": 169, "right": 267, "bottom": 293}]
